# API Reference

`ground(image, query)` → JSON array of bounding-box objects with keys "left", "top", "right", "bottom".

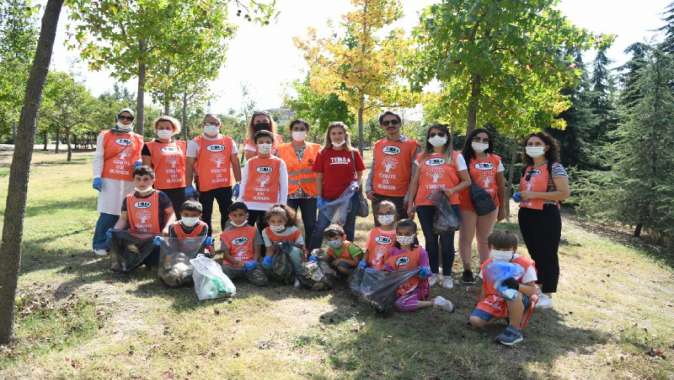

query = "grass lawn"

[{"left": 0, "top": 149, "right": 673, "bottom": 379}]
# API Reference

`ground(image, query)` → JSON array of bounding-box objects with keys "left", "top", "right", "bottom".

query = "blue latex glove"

[
  {"left": 92, "top": 177, "right": 102, "bottom": 191},
  {"left": 364, "top": 267, "right": 377, "bottom": 274},
  {"left": 262, "top": 255, "right": 273, "bottom": 269},
  {"left": 185, "top": 185, "right": 196, "bottom": 198},
  {"left": 153, "top": 236, "right": 162, "bottom": 247},
  {"left": 243, "top": 260, "right": 257, "bottom": 272},
  {"left": 418, "top": 267, "right": 431, "bottom": 279},
  {"left": 512, "top": 192, "right": 521, "bottom": 203},
  {"left": 134, "top": 160, "right": 142, "bottom": 169},
  {"left": 308, "top": 255, "right": 319, "bottom": 263},
  {"left": 316, "top": 196, "right": 327, "bottom": 209},
  {"left": 357, "top": 259, "right": 367, "bottom": 270},
  {"left": 204, "top": 236, "right": 214, "bottom": 247},
  {"left": 232, "top": 183, "right": 240, "bottom": 199}
]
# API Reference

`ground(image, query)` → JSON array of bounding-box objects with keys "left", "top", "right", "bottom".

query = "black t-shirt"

[{"left": 121, "top": 190, "right": 173, "bottom": 229}]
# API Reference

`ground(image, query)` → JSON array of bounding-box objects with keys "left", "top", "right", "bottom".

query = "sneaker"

[
  {"left": 293, "top": 279, "right": 301, "bottom": 289},
  {"left": 428, "top": 274, "right": 439, "bottom": 287},
  {"left": 496, "top": 326, "right": 524, "bottom": 346},
  {"left": 461, "top": 270, "right": 476, "bottom": 285},
  {"left": 432, "top": 296, "right": 455, "bottom": 313},
  {"left": 441, "top": 277, "right": 454, "bottom": 289},
  {"left": 94, "top": 249, "right": 108, "bottom": 257},
  {"left": 535, "top": 294, "right": 553, "bottom": 309}
]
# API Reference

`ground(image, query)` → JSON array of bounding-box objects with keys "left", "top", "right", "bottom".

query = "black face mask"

[{"left": 253, "top": 122, "right": 271, "bottom": 132}]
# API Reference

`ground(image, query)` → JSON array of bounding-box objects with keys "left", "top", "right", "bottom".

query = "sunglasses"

[
  {"left": 118, "top": 115, "right": 134, "bottom": 121},
  {"left": 429, "top": 132, "right": 446, "bottom": 138},
  {"left": 382, "top": 120, "right": 400, "bottom": 126}
]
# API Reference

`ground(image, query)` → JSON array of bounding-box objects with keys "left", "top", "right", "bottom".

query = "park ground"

[{"left": 0, "top": 149, "right": 672, "bottom": 379}]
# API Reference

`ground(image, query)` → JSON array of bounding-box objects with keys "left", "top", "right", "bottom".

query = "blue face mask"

[{"left": 327, "top": 239, "right": 343, "bottom": 249}]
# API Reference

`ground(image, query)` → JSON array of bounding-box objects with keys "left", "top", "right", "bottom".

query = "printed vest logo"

[
  {"left": 256, "top": 166, "right": 272, "bottom": 174},
  {"left": 375, "top": 235, "right": 392, "bottom": 245},
  {"left": 206, "top": 144, "right": 225, "bottom": 152},
  {"left": 115, "top": 138, "right": 132, "bottom": 146},
  {"left": 134, "top": 201, "right": 152, "bottom": 209},
  {"left": 161, "top": 146, "right": 179, "bottom": 153},
  {"left": 395, "top": 256, "right": 410, "bottom": 266},
  {"left": 475, "top": 162, "right": 494, "bottom": 171},
  {"left": 232, "top": 237, "right": 249, "bottom": 246},
  {"left": 425, "top": 157, "right": 445, "bottom": 166},
  {"left": 383, "top": 146, "right": 401, "bottom": 155}
]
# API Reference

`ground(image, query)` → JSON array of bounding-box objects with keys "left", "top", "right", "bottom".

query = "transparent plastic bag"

[
  {"left": 428, "top": 190, "right": 460, "bottom": 233},
  {"left": 109, "top": 230, "right": 156, "bottom": 273},
  {"left": 350, "top": 267, "right": 420, "bottom": 312},
  {"left": 483, "top": 261, "right": 524, "bottom": 300},
  {"left": 158, "top": 236, "right": 205, "bottom": 287},
  {"left": 298, "top": 260, "right": 337, "bottom": 290},
  {"left": 319, "top": 181, "right": 359, "bottom": 225},
  {"left": 190, "top": 255, "right": 236, "bottom": 301},
  {"left": 268, "top": 242, "right": 303, "bottom": 285}
]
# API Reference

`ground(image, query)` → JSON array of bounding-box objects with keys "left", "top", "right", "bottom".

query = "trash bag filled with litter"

[
  {"left": 158, "top": 236, "right": 205, "bottom": 287},
  {"left": 109, "top": 230, "right": 156, "bottom": 273},
  {"left": 190, "top": 255, "right": 236, "bottom": 301},
  {"left": 350, "top": 267, "right": 420, "bottom": 312}
]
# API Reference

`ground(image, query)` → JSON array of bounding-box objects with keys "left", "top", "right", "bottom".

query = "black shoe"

[{"left": 462, "top": 270, "right": 476, "bottom": 284}]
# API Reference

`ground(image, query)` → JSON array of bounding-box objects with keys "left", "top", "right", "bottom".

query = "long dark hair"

[
  {"left": 393, "top": 219, "right": 419, "bottom": 249},
  {"left": 423, "top": 124, "right": 453, "bottom": 164},
  {"left": 462, "top": 128, "right": 494, "bottom": 166},
  {"left": 522, "top": 131, "right": 560, "bottom": 167}
]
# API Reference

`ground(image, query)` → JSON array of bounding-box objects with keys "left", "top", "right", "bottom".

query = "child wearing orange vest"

[
  {"left": 382, "top": 219, "right": 454, "bottom": 313},
  {"left": 238, "top": 130, "right": 288, "bottom": 231},
  {"left": 469, "top": 230, "right": 540, "bottom": 346},
  {"left": 166, "top": 200, "right": 212, "bottom": 254},
  {"left": 311, "top": 224, "right": 363, "bottom": 277},
  {"left": 358, "top": 200, "right": 397, "bottom": 271},
  {"left": 260, "top": 204, "right": 305, "bottom": 287},
  {"left": 219, "top": 202, "right": 268, "bottom": 286}
]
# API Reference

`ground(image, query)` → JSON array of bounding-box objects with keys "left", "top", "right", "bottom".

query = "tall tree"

[
  {"left": 0, "top": 0, "right": 64, "bottom": 345},
  {"left": 294, "top": 0, "right": 414, "bottom": 151},
  {"left": 659, "top": 2, "right": 674, "bottom": 54},
  {"left": 587, "top": 43, "right": 618, "bottom": 156}
]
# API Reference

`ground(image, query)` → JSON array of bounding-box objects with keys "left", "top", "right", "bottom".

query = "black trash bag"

[
  {"left": 349, "top": 267, "right": 420, "bottom": 312},
  {"left": 158, "top": 236, "right": 205, "bottom": 287},
  {"left": 298, "top": 260, "right": 337, "bottom": 291},
  {"left": 268, "top": 242, "right": 302, "bottom": 285},
  {"left": 109, "top": 230, "right": 156, "bottom": 273},
  {"left": 428, "top": 190, "right": 460, "bottom": 234},
  {"left": 469, "top": 183, "right": 497, "bottom": 216}
]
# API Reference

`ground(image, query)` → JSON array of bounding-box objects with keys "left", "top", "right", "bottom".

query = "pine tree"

[{"left": 659, "top": 2, "right": 674, "bottom": 54}]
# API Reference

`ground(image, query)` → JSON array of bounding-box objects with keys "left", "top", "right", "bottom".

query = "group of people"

[{"left": 91, "top": 108, "right": 570, "bottom": 346}]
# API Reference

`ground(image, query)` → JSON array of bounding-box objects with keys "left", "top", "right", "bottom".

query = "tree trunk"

[
  {"left": 505, "top": 147, "right": 518, "bottom": 222},
  {"left": 42, "top": 131, "right": 48, "bottom": 151},
  {"left": 66, "top": 129, "right": 72, "bottom": 162},
  {"left": 163, "top": 99, "right": 170, "bottom": 116},
  {"left": 181, "top": 92, "right": 188, "bottom": 141},
  {"left": 135, "top": 39, "right": 146, "bottom": 137},
  {"left": 0, "top": 0, "right": 64, "bottom": 345},
  {"left": 357, "top": 95, "right": 364, "bottom": 153},
  {"left": 634, "top": 224, "right": 642, "bottom": 238},
  {"left": 54, "top": 127, "right": 60, "bottom": 153},
  {"left": 467, "top": 73, "right": 481, "bottom": 135}
]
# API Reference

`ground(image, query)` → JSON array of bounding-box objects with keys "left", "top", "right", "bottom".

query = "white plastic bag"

[{"left": 190, "top": 255, "right": 236, "bottom": 301}]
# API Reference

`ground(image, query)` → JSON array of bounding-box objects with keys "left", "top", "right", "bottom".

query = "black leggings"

[
  {"left": 160, "top": 187, "right": 185, "bottom": 217},
  {"left": 198, "top": 187, "right": 232, "bottom": 236},
  {"left": 518, "top": 205, "right": 561, "bottom": 293},
  {"left": 417, "top": 205, "right": 458, "bottom": 275}
]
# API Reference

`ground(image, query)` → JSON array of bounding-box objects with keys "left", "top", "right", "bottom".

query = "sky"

[{"left": 50, "top": 0, "right": 668, "bottom": 114}]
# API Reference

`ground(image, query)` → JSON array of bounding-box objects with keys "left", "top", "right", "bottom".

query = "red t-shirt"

[{"left": 312, "top": 148, "right": 365, "bottom": 200}]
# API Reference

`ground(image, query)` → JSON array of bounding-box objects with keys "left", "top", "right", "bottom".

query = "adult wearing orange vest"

[
  {"left": 243, "top": 111, "right": 284, "bottom": 160},
  {"left": 366, "top": 111, "right": 420, "bottom": 225},
  {"left": 185, "top": 114, "right": 242, "bottom": 236},
  {"left": 142, "top": 116, "right": 187, "bottom": 215},
  {"left": 515, "top": 132, "right": 570, "bottom": 310},
  {"left": 91, "top": 108, "right": 144, "bottom": 257},
  {"left": 277, "top": 119, "right": 321, "bottom": 240}
]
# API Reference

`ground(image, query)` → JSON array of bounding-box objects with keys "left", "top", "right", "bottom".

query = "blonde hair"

[
  {"left": 247, "top": 111, "right": 278, "bottom": 140},
  {"left": 153, "top": 115, "right": 182, "bottom": 136},
  {"left": 323, "top": 121, "right": 354, "bottom": 151}
]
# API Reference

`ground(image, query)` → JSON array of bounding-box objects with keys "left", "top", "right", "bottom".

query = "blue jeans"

[
  {"left": 92, "top": 212, "right": 119, "bottom": 250},
  {"left": 309, "top": 193, "right": 359, "bottom": 250},
  {"left": 287, "top": 197, "right": 317, "bottom": 242},
  {"left": 417, "top": 205, "right": 461, "bottom": 275}
]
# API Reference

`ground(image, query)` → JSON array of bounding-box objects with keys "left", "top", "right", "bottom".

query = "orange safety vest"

[
  {"left": 263, "top": 226, "right": 302, "bottom": 245},
  {"left": 101, "top": 130, "right": 144, "bottom": 181},
  {"left": 327, "top": 241, "right": 358, "bottom": 260},
  {"left": 193, "top": 135, "right": 234, "bottom": 191},
  {"left": 383, "top": 246, "right": 423, "bottom": 296},
  {"left": 277, "top": 142, "right": 320, "bottom": 197},
  {"left": 415, "top": 151, "right": 461, "bottom": 206},
  {"left": 242, "top": 156, "right": 282, "bottom": 204},
  {"left": 146, "top": 140, "right": 187, "bottom": 190},
  {"left": 476, "top": 256, "right": 537, "bottom": 322},
  {"left": 220, "top": 225, "right": 258, "bottom": 266},
  {"left": 172, "top": 220, "right": 207, "bottom": 239},
  {"left": 365, "top": 228, "right": 396, "bottom": 270},
  {"left": 126, "top": 191, "right": 161, "bottom": 234},
  {"left": 460, "top": 153, "right": 502, "bottom": 210},
  {"left": 372, "top": 138, "right": 418, "bottom": 197},
  {"left": 519, "top": 163, "right": 553, "bottom": 210}
]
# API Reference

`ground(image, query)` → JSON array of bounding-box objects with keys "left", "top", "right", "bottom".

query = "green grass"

[{"left": 0, "top": 150, "right": 673, "bottom": 379}]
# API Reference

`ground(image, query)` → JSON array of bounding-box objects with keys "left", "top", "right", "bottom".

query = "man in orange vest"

[
  {"left": 365, "top": 111, "right": 420, "bottom": 225},
  {"left": 277, "top": 119, "right": 321, "bottom": 240}
]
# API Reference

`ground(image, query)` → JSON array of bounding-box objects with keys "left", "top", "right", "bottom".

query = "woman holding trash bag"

[
  {"left": 407, "top": 124, "right": 471, "bottom": 289},
  {"left": 458, "top": 128, "right": 506, "bottom": 284},
  {"left": 309, "top": 122, "right": 365, "bottom": 250},
  {"left": 243, "top": 110, "right": 284, "bottom": 160},
  {"left": 142, "top": 115, "right": 188, "bottom": 214},
  {"left": 277, "top": 119, "right": 321, "bottom": 241},
  {"left": 515, "top": 132, "right": 570, "bottom": 309},
  {"left": 185, "top": 114, "right": 242, "bottom": 235},
  {"left": 91, "top": 108, "right": 144, "bottom": 257}
]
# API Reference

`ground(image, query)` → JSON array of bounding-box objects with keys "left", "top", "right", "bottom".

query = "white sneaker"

[
  {"left": 536, "top": 294, "right": 553, "bottom": 309},
  {"left": 293, "top": 279, "right": 301, "bottom": 289},
  {"left": 433, "top": 296, "right": 455, "bottom": 313},
  {"left": 441, "top": 277, "right": 454, "bottom": 289},
  {"left": 93, "top": 249, "right": 108, "bottom": 257},
  {"left": 428, "top": 274, "right": 439, "bottom": 287}
]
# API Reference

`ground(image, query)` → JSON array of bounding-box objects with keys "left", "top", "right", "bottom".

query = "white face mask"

[
  {"left": 270, "top": 224, "right": 285, "bottom": 233},
  {"left": 181, "top": 217, "right": 199, "bottom": 227},
  {"left": 332, "top": 140, "right": 345, "bottom": 148},
  {"left": 396, "top": 235, "right": 415, "bottom": 246},
  {"left": 203, "top": 124, "right": 219, "bottom": 137},
  {"left": 230, "top": 219, "right": 248, "bottom": 228},
  {"left": 490, "top": 249, "right": 514, "bottom": 262},
  {"left": 116, "top": 121, "right": 132, "bottom": 131},
  {"left": 257, "top": 143, "right": 272, "bottom": 155},
  {"left": 291, "top": 131, "right": 306, "bottom": 141},
  {"left": 327, "top": 238, "right": 343, "bottom": 249},
  {"left": 134, "top": 186, "right": 153, "bottom": 195},
  {"left": 377, "top": 214, "right": 395, "bottom": 226},
  {"left": 157, "top": 129, "right": 173, "bottom": 140},
  {"left": 471, "top": 142, "right": 489, "bottom": 153},
  {"left": 428, "top": 135, "right": 447, "bottom": 147},
  {"left": 525, "top": 146, "right": 545, "bottom": 158}
]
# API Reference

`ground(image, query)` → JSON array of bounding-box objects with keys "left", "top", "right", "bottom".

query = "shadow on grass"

[{"left": 0, "top": 196, "right": 96, "bottom": 218}]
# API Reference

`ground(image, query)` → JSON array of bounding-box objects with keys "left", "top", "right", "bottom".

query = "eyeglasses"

[
  {"left": 472, "top": 137, "right": 489, "bottom": 143},
  {"left": 118, "top": 115, "right": 134, "bottom": 121},
  {"left": 381, "top": 120, "right": 400, "bottom": 126},
  {"left": 429, "top": 132, "right": 446, "bottom": 138}
]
